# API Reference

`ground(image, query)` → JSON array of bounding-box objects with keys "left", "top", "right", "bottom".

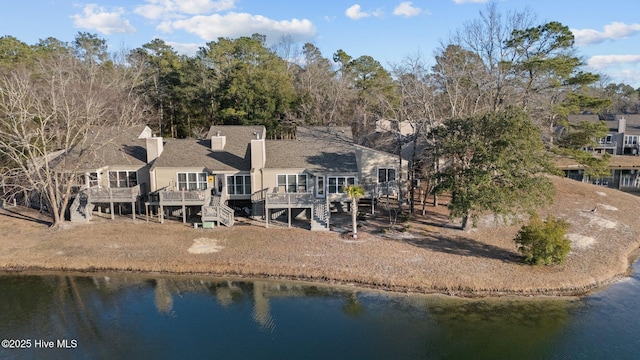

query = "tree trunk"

[
  {"left": 461, "top": 215, "right": 470, "bottom": 230},
  {"left": 352, "top": 200, "right": 358, "bottom": 239}
]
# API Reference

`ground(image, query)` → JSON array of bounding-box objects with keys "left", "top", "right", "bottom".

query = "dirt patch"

[
  {"left": 188, "top": 238, "right": 225, "bottom": 254},
  {"left": 567, "top": 234, "right": 596, "bottom": 249}
]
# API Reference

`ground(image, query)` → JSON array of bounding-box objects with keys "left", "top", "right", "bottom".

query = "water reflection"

[{"left": 0, "top": 270, "right": 638, "bottom": 359}]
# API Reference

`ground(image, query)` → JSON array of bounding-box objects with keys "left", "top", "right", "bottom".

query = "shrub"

[{"left": 514, "top": 213, "right": 571, "bottom": 265}]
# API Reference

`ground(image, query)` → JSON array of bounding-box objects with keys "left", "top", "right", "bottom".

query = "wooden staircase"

[
  {"left": 70, "top": 190, "right": 92, "bottom": 222},
  {"left": 201, "top": 196, "right": 234, "bottom": 226},
  {"left": 310, "top": 199, "right": 330, "bottom": 231}
]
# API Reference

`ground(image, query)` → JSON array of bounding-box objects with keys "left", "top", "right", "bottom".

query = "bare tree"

[
  {"left": 0, "top": 52, "right": 149, "bottom": 228},
  {"left": 436, "top": 2, "right": 536, "bottom": 117}
]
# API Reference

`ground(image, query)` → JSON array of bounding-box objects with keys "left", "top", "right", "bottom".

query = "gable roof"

[
  {"left": 152, "top": 125, "right": 265, "bottom": 171},
  {"left": 56, "top": 125, "right": 150, "bottom": 171},
  {"left": 265, "top": 126, "right": 357, "bottom": 173},
  {"left": 567, "top": 114, "right": 640, "bottom": 135}
]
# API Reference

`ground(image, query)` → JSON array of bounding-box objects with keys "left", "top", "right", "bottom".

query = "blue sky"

[{"left": 2, "top": 0, "right": 640, "bottom": 87}]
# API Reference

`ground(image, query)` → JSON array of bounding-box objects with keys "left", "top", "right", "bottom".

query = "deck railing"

[
  {"left": 201, "top": 196, "right": 234, "bottom": 226},
  {"left": 157, "top": 189, "right": 209, "bottom": 204},
  {"left": 87, "top": 184, "right": 142, "bottom": 202},
  {"left": 265, "top": 192, "right": 314, "bottom": 207},
  {"left": 251, "top": 188, "right": 268, "bottom": 203}
]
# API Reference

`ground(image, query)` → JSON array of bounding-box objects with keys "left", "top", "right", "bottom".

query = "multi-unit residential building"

[
  {"left": 561, "top": 114, "right": 640, "bottom": 193},
  {"left": 65, "top": 125, "right": 403, "bottom": 231}
]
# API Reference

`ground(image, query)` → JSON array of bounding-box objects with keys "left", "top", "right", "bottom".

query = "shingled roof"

[
  {"left": 567, "top": 114, "right": 640, "bottom": 135},
  {"left": 264, "top": 126, "right": 358, "bottom": 173},
  {"left": 152, "top": 125, "right": 265, "bottom": 171},
  {"left": 57, "top": 125, "right": 149, "bottom": 171}
]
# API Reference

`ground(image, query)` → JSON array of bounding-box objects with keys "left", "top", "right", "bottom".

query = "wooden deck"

[
  {"left": 87, "top": 184, "right": 142, "bottom": 203},
  {"left": 146, "top": 189, "right": 211, "bottom": 224}
]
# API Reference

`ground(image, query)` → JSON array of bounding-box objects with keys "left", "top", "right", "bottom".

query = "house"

[
  {"left": 567, "top": 114, "right": 640, "bottom": 155},
  {"left": 561, "top": 115, "right": 640, "bottom": 192},
  {"left": 61, "top": 125, "right": 153, "bottom": 222},
  {"left": 66, "top": 124, "right": 404, "bottom": 231}
]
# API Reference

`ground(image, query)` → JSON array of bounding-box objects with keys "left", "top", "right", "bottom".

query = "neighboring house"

[
  {"left": 68, "top": 125, "right": 403, "bottom": 231},
  {"left": 375, "top": 119, "right": 416, "bottom": 136},
  {"left": 567, "top": 114, "right": 640, "bottom": 155},
  {"left": 561, "top": 115, "right": 640, "bottom": 193},
  {"left": 60, "top": 125, "right": 153, "bottom": 222}
]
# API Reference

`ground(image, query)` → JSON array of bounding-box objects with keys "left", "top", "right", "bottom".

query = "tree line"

[{"left": 1, "top": 3, "right": 637, "bottom": 227}]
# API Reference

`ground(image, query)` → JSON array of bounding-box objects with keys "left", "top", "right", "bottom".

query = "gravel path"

[{"left": 1, "top": 176, "right": 639, "bottom": 297}]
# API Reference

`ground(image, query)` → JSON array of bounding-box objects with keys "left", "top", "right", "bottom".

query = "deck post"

[
  {"left": 265, "top": 209, "right": 269, "bottom": 228},
  {"left": 288, "top": 208, "right": 291, "bottom": 228},
  {"left": 131, "top": 200, "right": 136, "bottom": 221},
  {"left": 160, "top": 205, "right": 164, "bottom": 224},
  {"left": 110, "top": 202, "right": 115, "bottom": 220},
  {"left": 182, "top": 205, "right": 187, "bottom": 223}
]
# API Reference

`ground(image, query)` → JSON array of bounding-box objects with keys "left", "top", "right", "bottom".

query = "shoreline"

[
  {"left": 2, "top": 176, "right": 640, "bottom": 298},
  {"left": 0, "top": 264, "right": 630, "bottom": 298}
]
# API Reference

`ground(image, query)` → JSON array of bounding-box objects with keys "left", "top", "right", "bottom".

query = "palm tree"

[{"left": 345, "top": 184, "right": 366, "bottom": 239}]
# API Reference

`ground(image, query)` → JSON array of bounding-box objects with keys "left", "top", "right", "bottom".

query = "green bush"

[{"left": 514, "top": 213, "right": 571, "bottom": 265}]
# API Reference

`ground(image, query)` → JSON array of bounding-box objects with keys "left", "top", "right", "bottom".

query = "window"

[
  {"left": 276, "top": 174, "right": 307, "bottom": 193},
  {"left": 88, "top": 172, "right": 99, "bottom": 187},
  {"left": 625, "top": 135, "right": 638, "bottom": 145},
  {"left": 378, "top": 168, "right": 396, "bottom": 183},
  {"left": 327, "top": 176, "right": 355, "bottom": 194},
  {"left": 600, "top": 135, "right": 613, "bottom": 144},
  {"left": 226, "top": 175, "right": 251, "bottom": 195},
  {"left": 177, "top": 172, "right": 207, "bottom": 191},
  {"left": 108, "top": 171, "right": 137, "bottom": 188},
  {"left": 316, "top": 176, "right": 325, "bottom": 197}
]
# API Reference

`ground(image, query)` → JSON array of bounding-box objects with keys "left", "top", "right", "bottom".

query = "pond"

[{"left": 1, "top": 262, "right": 639, "bottom": 360}]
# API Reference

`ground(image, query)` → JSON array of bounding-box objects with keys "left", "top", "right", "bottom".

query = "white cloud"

[
  {"left": 586, "top": 55, "right": 640, "bottom": 87},
  {"left": 345, "top": 4, "right": 383, "bottom": 20},
  {"left": 572, "top": 22, "right": 640, "bottom": 46},
  {"left": 168, "top": 12, "right": 316, "bottom": 44},
  {"left": 393, "top": 2, "right": 422, "bottom": 17},
  {"left": 587, "top": 55, "right": 640, "bottom": 69},
  {"left": 346, "top": 4, "right": 369, "bottom": 20},
  {"left": 166, "top": 41, "right": 202, "bottom": 55},
  {"left": 452, "top": 0, "right": 488, "bottom": 4},
  {"left": 134, "top": 0, "right": 237, "bottom": 20},
  {"left": 72, "top": 4, "right": 136, "bottom": 35}
]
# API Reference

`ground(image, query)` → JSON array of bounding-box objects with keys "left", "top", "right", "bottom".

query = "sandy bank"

[{"left": 1, "top": 176, "right": 639, "bottom": 297}]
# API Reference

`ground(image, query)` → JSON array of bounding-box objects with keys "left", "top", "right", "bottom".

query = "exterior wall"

[
  {"left": 355, "top": 145, "right": 404, "bottom": 185},
  {"left": 259, "top": 168, "right": 307, "bottom": 194},
  {"left": 152, "top": 166, "right": 252, "bottom": 200},
  {"left": 153, "top": 166, "right": 209, "bottom": 191},
  {"left": 88, "top": 164, "right": 149, "bottom": 192},
  {"left": 257, "top": 168, "right": 359, "bottom": 204}
]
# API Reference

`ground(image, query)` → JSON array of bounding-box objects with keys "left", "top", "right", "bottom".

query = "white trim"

[
  {"left": 276, "top": 173, "right": 308, "bottom": 193},
  {"left": 108, "top": 170, "right": 138, "bottom": 188},
  {"left": 176, "top": 171, "right": 208, "bottom": 191},
  {"left": 226, "top": 174, "right": 251, "bottom": 195},
  {"left": 316, "top": 175, "right": 325, "bottom": 198},
  {"left": 376, "top": 167, "right": 397, "bottom": 183},
  {"left": 327, "top": 175, "right": 356, "bottom": 194}
]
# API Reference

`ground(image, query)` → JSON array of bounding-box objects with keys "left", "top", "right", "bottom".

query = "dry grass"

[{"left": 1, "top": 175, "right": 639, "bottom": 297}]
